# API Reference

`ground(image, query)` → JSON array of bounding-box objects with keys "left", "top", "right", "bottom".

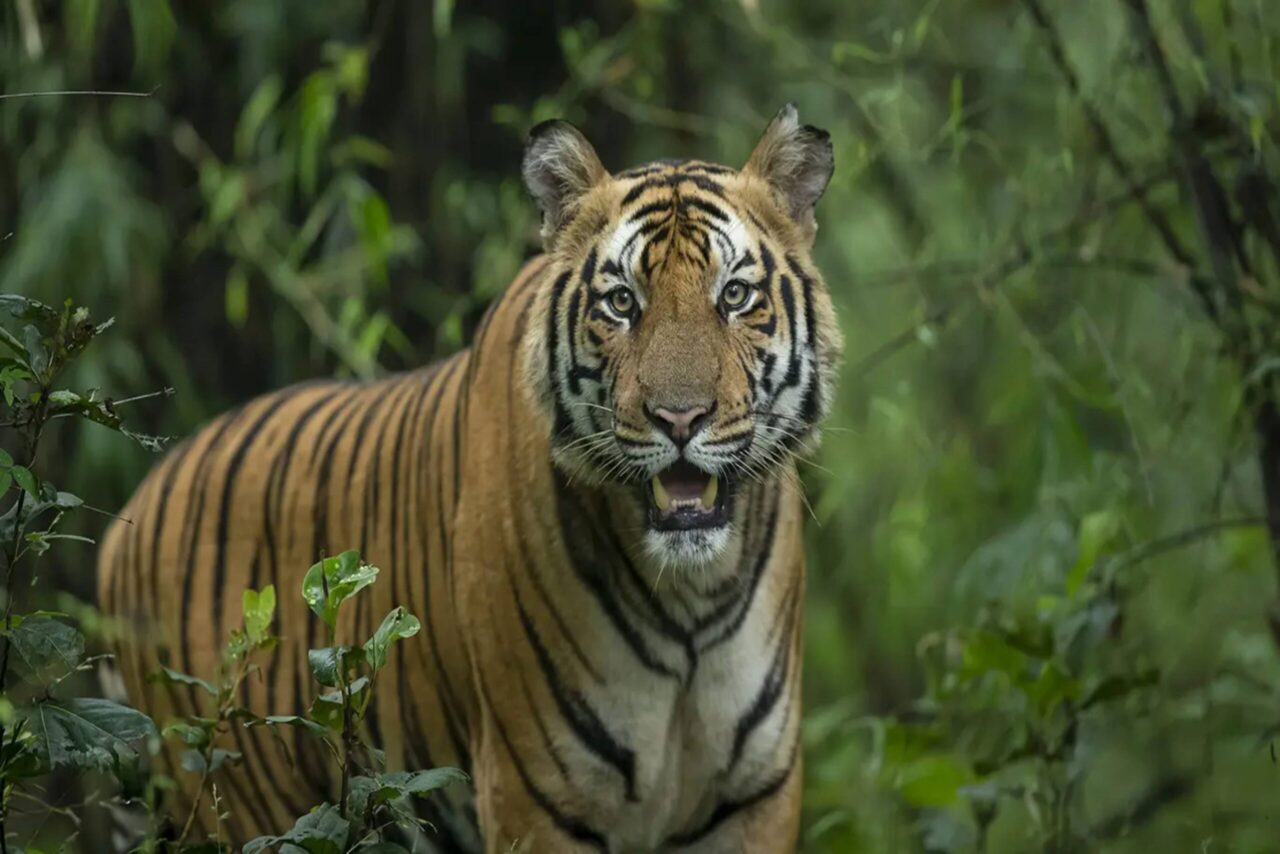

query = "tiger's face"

[{"left": 522, "top": 105, "right": 843, "bottom": 566}]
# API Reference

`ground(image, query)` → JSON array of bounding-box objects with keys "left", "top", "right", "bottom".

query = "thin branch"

[
  {"left": 0, "top": 87, "right": 158, "bottom": 101},
  {"left": 1112, "top": 515, "right": 1267, "bottom": 574}
]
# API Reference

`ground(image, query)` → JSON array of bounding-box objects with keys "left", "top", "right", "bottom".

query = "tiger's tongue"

[{"left": 658, "top": 460, "right": 710, "bottom": 501}]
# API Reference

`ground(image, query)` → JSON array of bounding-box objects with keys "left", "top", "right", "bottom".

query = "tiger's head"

[{"left": 521, "top": 105, "right": 843, "bottom": 566}]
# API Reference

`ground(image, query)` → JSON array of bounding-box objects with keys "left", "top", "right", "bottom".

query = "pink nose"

[{"left": 648, "top": 404, "right": 711, "bottom": 446}]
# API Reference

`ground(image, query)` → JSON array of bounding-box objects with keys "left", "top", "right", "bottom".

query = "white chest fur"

[{"left": 559, "top": 573, "right": 795, "bottom": 851}]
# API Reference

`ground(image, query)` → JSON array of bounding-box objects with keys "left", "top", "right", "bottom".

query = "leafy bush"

[
  {"left": 151, "top": 551, "right": 466, "bottom": 853},
  {"left": 0, "top": 296, "right": 166, "bottom": 853}
]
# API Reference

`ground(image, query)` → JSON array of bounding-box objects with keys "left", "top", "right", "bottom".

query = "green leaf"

[
  {"left": 310, "top": 677, "right": 370, "bottom": 731},
  {"left": 236, "top": 75, "right": 284, "bottom": 161},
  {"left": 363, "top": 607, "right": 420, "bottom": 672},
  {"left": 151, "top": 666, "right": 217, "bottom": 696},
  {"left": 386, "top": 767, "right": 469, "bottom": 797},
  {"left": 895, "top": 754, "right": 975, "bottom": 807},
  {"left": 244, "top": 803, "right": 349, "bottom": 854},
  {"left": 21, "top": 697, "right": 156, "bottom": 774},
  {"left": 11, "top": 466, "right": 37, "bottom": 498},
  {"left": 163, "top": 721, "right": 213, "bottom": 749},
  {"left": 0, "top": 295, "right": 59, "bottom": 327},
  {"left": 302, "top": 550, "right": 378, "bottom": 630},
  {"left": 23, "top": 325, "right": 48, "bottom": 375},
  {"left": 5, "top": 616, "right": 84, "bottom": 685},
  {"left": 1067, "top": 510, "right": 1122, "bottom": 596},
  {"left": 242, "top": 585, "right": 277, "bottom": 644},
  {"left": 251, "top": 714, "right": 331, "bottom": 739},
  {"left": 308, "top": 645, "right": 364, "bottom": 688},
  {"left": 125, "top": 0, "right": 176, "bottom": 77},
  {"left": 347, "top": 767, "right": 467, "bottom": 818},
  {"left": 0, "top": 447, "right": 13, "bottom": 468}
]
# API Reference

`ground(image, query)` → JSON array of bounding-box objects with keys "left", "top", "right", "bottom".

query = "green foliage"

[
  {"left": 301, "top": 550, "right": 378, "bottom": 632},
  {"left": 0, "top": 296, "right": 164, "bottom": 851},
  {"left": 156, "top": 554, "right": 462, "bottom": 852}
]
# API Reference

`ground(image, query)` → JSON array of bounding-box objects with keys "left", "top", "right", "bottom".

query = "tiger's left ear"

[
  {"left": 522, "top": 119, "right": 609, "bottom": 249},
  {"left": 743, "top": 104, "right": 834, "bottom": 237}
]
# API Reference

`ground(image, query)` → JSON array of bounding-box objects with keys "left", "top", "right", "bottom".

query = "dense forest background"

[{"left": 4, "top": 0, "right": 1280, "bottom": 850}]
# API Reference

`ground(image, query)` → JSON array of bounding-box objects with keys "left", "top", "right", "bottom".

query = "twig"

[
  {"left": 1110, "top": 515, "right": 1266, "bottom": 575},
  {"left": 0, "top": 88, "right": 158, "bottom": 101}
]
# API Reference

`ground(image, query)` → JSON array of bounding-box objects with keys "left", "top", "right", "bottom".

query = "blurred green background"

[{"left": 5, "top": 0, "right": 1280, "bottom": 850}]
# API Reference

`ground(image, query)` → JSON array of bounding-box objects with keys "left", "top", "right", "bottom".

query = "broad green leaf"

[
  {"left": 302, "top": 550, "right": 378, "bottom": 630},
  {"left": 151, "top": 666, "right": 217, "bottom": 696},
  {"left": 6, "top": 616, "right": 84, "bottom": 685},
  {"left": 0, "top": 295, "right": 59, "bottom": 326},
  {"left": 308, "top": 645, "right": 364, "bottom": 688},
  {"left": 348, "top": 767, "right": 468, "bottom": 816},
  {"left": 895, "top": 754, "right": 975, "bottom": 807},
  {"left": 252, "top": 714, "right": 331, "bottom": 738},
  {"left": 244, "top": 803, "right": 349, "bottom": 854},
  {"left": 385, "top": 767, "right": 469, "bottom": 796},
  {"left": 363, "top": 606, "right": 421, "bottom": 671},
  {"left": 22, "top": 697, "right": 156, "bottom": 774},
  {"left": 11, "top": 466, "right": 37, "bottom": 498},
  {"left": 0, "top": 447, "right": 12, "bottom": 468},
  {"left": 243, "top": 585, "right": 277, "bottom": 644}
]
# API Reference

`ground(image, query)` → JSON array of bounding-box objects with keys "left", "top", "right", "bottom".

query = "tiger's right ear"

[{"left": 522, "top": 120, "right": 609, "bottom": 249}]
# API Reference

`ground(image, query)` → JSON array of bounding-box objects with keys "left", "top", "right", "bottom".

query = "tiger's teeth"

[
  {"left": 652, "top": 476, "right": 672, "bottom": 512},
  {"left": 701, "top": 475, "right": 719, "bottom": 508}
]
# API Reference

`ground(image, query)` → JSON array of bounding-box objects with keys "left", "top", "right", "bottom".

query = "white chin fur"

[{"left": 643, "top": 526, "right": 732, "bottom": 568}]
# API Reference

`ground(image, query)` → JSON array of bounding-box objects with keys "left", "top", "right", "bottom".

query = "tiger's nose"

[{"left": 647, "top": 403, "right": 712, "bottom": 448}]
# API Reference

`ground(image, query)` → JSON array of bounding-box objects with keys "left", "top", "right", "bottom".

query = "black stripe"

[
  {"left": 665, "top": 746, "right": 796, "bottom": 847},
  {"left": 556, "top": 478, "right": 681, "bottom": 679},
  {"left": 729, "top": 595, "right": 798, "bottom": 768},
  {"left": 479, "top": 674, "right": 607, "bottom": 851},
  {"left": 682, "top": 196, "right": 729, "bottom": 222},
  {"left": 512, "top": 580, "right": 638, "bottom": 800}
]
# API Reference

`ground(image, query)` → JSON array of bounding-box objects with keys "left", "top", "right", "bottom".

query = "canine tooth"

[
  {"left": 701, "top": 475, "right": 719, "bottom": 508},
  {"left": 652, "top": 476, "right": 672, "bottom": 511}
]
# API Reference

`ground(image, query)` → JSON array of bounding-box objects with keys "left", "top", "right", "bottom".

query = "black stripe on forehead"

[{"left": 620, "top": 172, "right": 728, "bottom": 206}]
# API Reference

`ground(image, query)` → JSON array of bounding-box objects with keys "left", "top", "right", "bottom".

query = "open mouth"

[{"left": 646, "top": 459, "right": 732, "bottom": 530}]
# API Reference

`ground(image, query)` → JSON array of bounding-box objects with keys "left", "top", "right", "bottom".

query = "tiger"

[{"left": 97, "top": 103, "right": 842, "bottom": 852}]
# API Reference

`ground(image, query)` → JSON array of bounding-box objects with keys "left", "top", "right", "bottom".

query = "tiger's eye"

[
  {"left": 607, "top": 287, "right": 635, "bottom": 316},
  {"left": 721, "top": 281, "right": 751, "bottom": 310}
]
